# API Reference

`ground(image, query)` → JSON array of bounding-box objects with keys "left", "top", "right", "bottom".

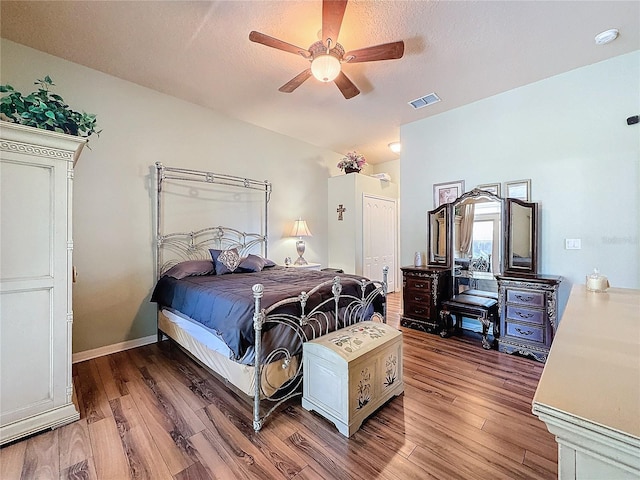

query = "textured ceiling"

[{"left": 1, "top": 1, "right": 638, "bottom": 164}]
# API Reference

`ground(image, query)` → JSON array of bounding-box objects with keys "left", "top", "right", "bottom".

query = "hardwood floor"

[{"left": 0, "top": 292, "right": 557, "bottom": 479}]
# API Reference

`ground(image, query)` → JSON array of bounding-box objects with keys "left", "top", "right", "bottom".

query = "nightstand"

[{"left": 285, "top": 263, "right": 322, "bottom": 271}]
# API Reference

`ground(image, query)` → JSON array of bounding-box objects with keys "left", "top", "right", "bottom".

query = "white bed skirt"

[{"left": 158, "top": 309, "right": 297, "bottom": 398}]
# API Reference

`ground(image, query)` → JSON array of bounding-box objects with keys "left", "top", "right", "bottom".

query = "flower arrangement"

[{"left": 337, "top": 151, "right": 366, "bottom": 172}]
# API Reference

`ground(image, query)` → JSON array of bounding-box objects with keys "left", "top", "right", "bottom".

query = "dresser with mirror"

[
  {"left": 497, "top": 198, "right": 561, "bottom": 362},
  {"left": 400, "top": 203, "right": 452, "bottom": 333},
  {"left": 402, "top": 188, "right": 561, "bottom": 362}
]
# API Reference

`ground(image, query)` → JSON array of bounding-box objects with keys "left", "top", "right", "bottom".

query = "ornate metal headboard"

[{"left": 155, "top": 163, "right": 272, "bottom": 278}]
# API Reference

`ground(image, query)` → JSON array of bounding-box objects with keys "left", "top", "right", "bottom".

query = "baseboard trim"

[{"left": 73, "top": 334, "right": 157, "bottom": 363}]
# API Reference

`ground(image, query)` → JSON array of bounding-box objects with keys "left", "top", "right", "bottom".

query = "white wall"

[
  {"left": 371, "top": 159, "right": 401, "bottom": 185},
  {"left": 1, "top": 39, "right": 342, "bottom": 353},
  {"left": 401, "top": 52, "right": 640, "bottom": 311}
]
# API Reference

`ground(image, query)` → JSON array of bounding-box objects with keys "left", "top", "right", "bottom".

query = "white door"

[{"left": 362, "top": 194, "right": 397, "bottom": 292}]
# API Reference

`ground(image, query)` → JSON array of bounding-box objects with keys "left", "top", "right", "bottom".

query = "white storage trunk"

[{"left": 302, "top": 321, "right": 404, "bottom": 437}]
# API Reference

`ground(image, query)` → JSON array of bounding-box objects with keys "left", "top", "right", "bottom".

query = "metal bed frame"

[{"left": 154, "top": 162, "right": 388, "bottom": 431}]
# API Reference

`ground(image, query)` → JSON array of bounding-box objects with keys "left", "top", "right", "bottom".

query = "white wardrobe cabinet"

[
  {"left": 328, "top": 173, "right": 398, "bottom": 292},
  {"left": 1, "top": 122, "right": 85, "bottom": 445}
]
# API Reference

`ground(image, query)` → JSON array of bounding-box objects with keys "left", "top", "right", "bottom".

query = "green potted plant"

[{"left": 0, "top": 75, "right": 100, "bottom": 142}]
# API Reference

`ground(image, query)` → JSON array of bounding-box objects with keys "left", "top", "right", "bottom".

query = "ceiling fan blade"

[
  {"left": 334, "top": 71, "right": 360, "bottom": 99},
  {"left": 279, "top": 69, "right": 313, "bottom": 93},
  {"left": 249, "top": 31, "right": 308, "bottom": 56},
  {"left": 344, "top": 41, "right": 405, "bottom": 63},
  {"left": 322, "top": 0, "right": 348, "bottom": 47}
]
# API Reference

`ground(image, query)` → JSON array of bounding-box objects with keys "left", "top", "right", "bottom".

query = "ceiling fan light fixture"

[{"left": 311, "top": 54, "right": 341, "bottom": 82}]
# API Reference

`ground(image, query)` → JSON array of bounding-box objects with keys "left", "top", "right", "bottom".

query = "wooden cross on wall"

[{"left": 337, "top": 204, "right": 346, "bottom": 221}]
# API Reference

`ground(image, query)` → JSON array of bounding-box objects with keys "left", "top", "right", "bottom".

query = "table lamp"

[{"left": 290, "top": 219, "right": 312, "bottom": 265}]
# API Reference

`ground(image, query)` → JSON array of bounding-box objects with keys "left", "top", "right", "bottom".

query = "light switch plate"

[{"left": 565, "top": 238, "right": 582, "bottom": 250}]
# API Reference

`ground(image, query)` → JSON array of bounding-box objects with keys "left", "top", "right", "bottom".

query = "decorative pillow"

[
  {"left": 164, "top": 260, "right": 215, "bottom": 279},
  {"left": 262, "top": 257, "right": 276, "bottom": 268},
  {"left": 209, "top": 248, "right": 241, "bottom": 275},
  {"left": 251, "top": 254, "right": 276, "bottom": 268},
  {"left": 237, "top": 254, "right": 267, "bottom": 273}
]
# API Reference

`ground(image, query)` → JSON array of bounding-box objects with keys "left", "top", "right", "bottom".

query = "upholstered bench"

[
  {"left": 462, "top": 289, "right": 498, "bottom": 301},
  {"left": 302, "top": 321, "right": 404, "bottom": 437},
  {"left": 440, "top": 292, "right": 499, "bottom": 349}
]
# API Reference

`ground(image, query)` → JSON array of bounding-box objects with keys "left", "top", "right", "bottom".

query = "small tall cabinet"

[
  {"left": 400, "top": 267, "right": 451, "bottom": 333},
  {"left": 1, "top": 122, "right": 85, "bottom": 445},
  {"left": 496, "top": 274, "right": 562, "bottom": 363}
]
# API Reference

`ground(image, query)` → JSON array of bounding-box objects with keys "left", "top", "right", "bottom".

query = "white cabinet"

[
  {"left": 328, "top": 173, "right": 398, "bottom": 291},
  {"left": 0, "top": 122, "right": 85, "bottom": 445}
]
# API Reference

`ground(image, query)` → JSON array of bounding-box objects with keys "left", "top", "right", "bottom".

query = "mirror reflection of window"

[
  {"left": 472, "top": 220, "right": 493, "bottom": 261},
  {"left": 467, "top": 200, "right": 501, "bottom": 272}
]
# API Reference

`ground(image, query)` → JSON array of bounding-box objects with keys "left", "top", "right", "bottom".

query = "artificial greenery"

[{"left": 0, "top": 75, "right": 100, "bottom": 140}]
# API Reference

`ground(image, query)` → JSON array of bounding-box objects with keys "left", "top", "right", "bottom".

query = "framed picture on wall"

[
  {"left": 433, "top": 180, "right": 464, "bottom": 207},
  {"left": 477, "top": 183, "right": 501, "bottom": 197},
  {"left": 505, "top": 179, "right": 531, "bottom": 201}
]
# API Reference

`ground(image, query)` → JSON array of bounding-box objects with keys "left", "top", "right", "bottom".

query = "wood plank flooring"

[{"left": 0, "top": 292, "right": 557, "bottom": 479}]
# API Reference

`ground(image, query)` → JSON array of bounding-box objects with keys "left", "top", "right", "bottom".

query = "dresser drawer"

[
  {"left": 403, "top": 301, "right": 432, "bottom": 320},
  {"left": 404, "top": 277, "right": 432, "bottom": 292},
  {"left": 505, "top": 322, "right": 544, "bottom": 344},
  {"left": 404, "top": 290, "right": 430, "bottom": 305},
  {"left": 506, "top": 305, "right": 544, "bottom": 325},
  {"left": 506, "top": 289, "right": 544, "bottom": 308}
]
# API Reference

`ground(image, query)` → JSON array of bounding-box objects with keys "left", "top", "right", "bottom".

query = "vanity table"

[{"left": 404, "top": 188, "right": 561, "bottom": 360}]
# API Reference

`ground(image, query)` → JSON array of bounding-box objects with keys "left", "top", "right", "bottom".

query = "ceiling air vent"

[{"left": 408, "top": 93, "right": 441, "bottom": 109}]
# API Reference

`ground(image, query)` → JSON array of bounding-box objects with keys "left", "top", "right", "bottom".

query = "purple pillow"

[
  {"left": 262, "top": 257, "right": 276, "bottom": 268},
  {"left": 164, "top": 260, "right": 215, "bottom": 279},
  {"left": 237, "top": 254, "right": 267, "bottom": 273},
  {"left": 250, "top": 254, "right": 275, "bottom": 268},
  {"left": 209, "top": 248, "right": 241, "bottom": 275}
]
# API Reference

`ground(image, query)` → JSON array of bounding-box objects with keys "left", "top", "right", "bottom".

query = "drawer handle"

[
  {"left": 415, "top": 283, "right": 426, "bottom": 289},
  {"left": 414, "top": 296, "right": 424, "bottom": 302},
  {"left": 514, "top": 294, "right": 534, "bottom": 302},
  {"left": 515, "top": 328, "right": 534, "bottom": 336},
  {"left": 414, "top": 308, "right": 426, "bottom": 314},
  {"left": 515, "top": 311, "right": 534, "bottom": 319}
]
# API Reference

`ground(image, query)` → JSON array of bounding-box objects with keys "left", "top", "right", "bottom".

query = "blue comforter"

[{"left": 151, "top": 267, "right": 378, "bottom": 361}]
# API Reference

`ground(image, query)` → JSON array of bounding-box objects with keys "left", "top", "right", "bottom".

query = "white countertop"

[{"left": 533, "top": 285, "right": 640, "bottom": 438}]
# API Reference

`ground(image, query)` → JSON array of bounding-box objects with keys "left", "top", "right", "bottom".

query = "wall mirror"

[
  {"left": 451, "top": 189, "right": 504, "bottom": 274},
  {"left": 504, "top": 198, "right": 538, "bottom": 275},
  {"left": 427, "top": 203, "right": 451, "bottom": 267}
]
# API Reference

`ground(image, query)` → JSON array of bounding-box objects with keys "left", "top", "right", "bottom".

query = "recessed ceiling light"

[
  {"left": 388, "top": 142, "right": 401, "bottom": 153},
  {"left": 594, "top": 29, "right": 619, "bottom": 45}
]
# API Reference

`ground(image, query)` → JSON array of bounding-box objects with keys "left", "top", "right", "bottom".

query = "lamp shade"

[{"left": 290, "top": 219, "right": 312, "bottom": 237}]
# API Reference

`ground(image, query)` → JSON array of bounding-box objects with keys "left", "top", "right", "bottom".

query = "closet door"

[{"left": 362, "top": 194, "right": 397, "bottom": 292}]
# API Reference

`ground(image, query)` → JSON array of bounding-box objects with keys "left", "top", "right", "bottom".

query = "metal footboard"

[{"left": 251, "top": 267, "right": 388, "bottom": 431}]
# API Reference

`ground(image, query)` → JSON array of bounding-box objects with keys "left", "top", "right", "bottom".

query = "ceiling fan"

[{"left": 249, "top": 0, "right": 405, "bottom": 99}]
